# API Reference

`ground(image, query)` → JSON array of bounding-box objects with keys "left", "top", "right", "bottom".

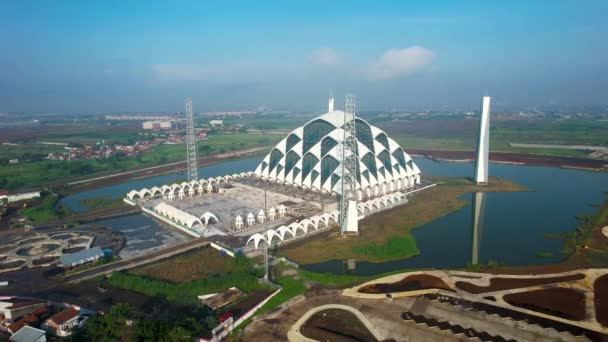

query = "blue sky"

[{"left": 1, "top": 0, "right": 607, "bottom": 113}]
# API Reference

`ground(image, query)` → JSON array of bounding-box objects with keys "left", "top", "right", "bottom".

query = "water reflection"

[{"left": 471, "top": 192, "right": 486, "bottom": 265}]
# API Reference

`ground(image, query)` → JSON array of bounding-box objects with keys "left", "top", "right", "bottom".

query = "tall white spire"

[
  {"left": 328, "top": 94, "right": 335, "bottom": 112},
  {"left": 474, "top": 96, "right": 491, "bottom": 184}
]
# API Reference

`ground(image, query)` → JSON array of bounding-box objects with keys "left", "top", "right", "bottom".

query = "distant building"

[
  {"left": 209, "top": 120, "right": 224, "bottom": 126},
  {"left": 60, "top": 247, "right": 104, "bottom": 268},
  {"left": 142, "top": 120, "right": 174, "bottom": 130},
  {"left": 42, "top": 307, "right": 83, "bottom": 337},
  {"left": 105, "top": 115, "right": 173, "bottom": 121},
  {"left": 9, "top": 159, "right": 19, "bottom": 164},
  {"left": 2, "top": 191, "right": 41, "bottom": 203},
  {"left": 9, "top": 326, "right": 46, "bottom": 342}
]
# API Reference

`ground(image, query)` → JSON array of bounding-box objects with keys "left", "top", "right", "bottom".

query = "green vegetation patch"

[
  {"left": 351, "top": 235, "right": 419, "bottom": 261},
  {"left": 108, "top": 269, "right": 266, "bottom": 304},
  {"left": 298, "top": 270, "right": 371, "bottom": 288},
  {"left": 536, "top": 251, "right": 554, "bottom": 258},
  {"left": 19, "top": 192, "right": 58, "bottom": 223},
  {"left": 255, "top": 276, "right": 306, "bottom": 316}
]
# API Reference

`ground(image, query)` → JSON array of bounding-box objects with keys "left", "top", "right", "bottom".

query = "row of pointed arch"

[
  {"left": 126, "top": 172, "right": 254, "bottom": 200},
  {"left": 153, "top": 202, "right": 218, "bottom": 230},
  {"left": 246, "top": 190, "right": 409, "bottom": 249},
  {"left": 246, "top": 210, "right": 340, "bottom": 249}
]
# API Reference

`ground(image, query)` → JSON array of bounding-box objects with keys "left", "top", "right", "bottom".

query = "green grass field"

[
  {"left": 351, "top": 234, "right": 419, "bottom": 261},
  {"left": 382, "top": 119, "right": 608, "bottom": 156},
  {"left": 108, "top": 269, "right": 267, "bottom": 305},
  {"left": 0, "top": 133, "right": 279, "bottom": 190}
]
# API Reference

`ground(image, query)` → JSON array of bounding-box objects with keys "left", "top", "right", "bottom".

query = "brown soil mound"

[
  {"left": 596, "top": 275, "right": 608, "bottom": 327},
  {"left": 63, "top": 246, "right": 86, "bottom": 254},
  {"left": 359, "top": 274, "right": 453, "bottom": 294},
  {"left": 0, "top": 260, "right": 25, "bottom": 269},
  {"left": 128, "top": 247, "right": 242, "bottom": 283},
  {"left": 301, "top": 309, "right": 377, "bottom": 342},
  {"left": 68, "top": 237, "right": 89, "bottom": 245},
  {"left": 51, "top": 234, "right": 74, "bottom": 241},
  {"left": 456, "top": 274, "right": 584, "bottom": 294},
  {"left": 504, "top": 288, "right": 585, "bottom": 321},
  {"left": 0, "top": 245, "right": 16, "bottom": 253},
  {"left": 32, "top": 256, "right": 59, "bottom": 266}
]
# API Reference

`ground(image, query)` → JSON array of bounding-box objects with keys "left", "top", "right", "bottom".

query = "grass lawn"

[{"left": 278, "top": 177, "right": 527, "bottom": 264}]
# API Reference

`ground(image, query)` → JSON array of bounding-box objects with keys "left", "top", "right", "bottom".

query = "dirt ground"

[
  {"left": 455, "top": 274, "right": 585, "bottom": 294},
  {"left": 596, "top": 274, "right": 608, "bottom": 327},
  {"left": 358, "top": 274, "right": 454, "bottom": 294},
  {"left": 300, "top": 309, "right": 378, "bottom": 342},
  {"left": 128, "top": 247, "right": 241, "bottom": 283},
  {"left": 504, "top": 288, "right": 586, "bottom": 321}
]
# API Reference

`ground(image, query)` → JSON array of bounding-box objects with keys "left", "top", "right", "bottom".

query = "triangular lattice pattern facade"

[{"left": 254, "top": 110, "right": 421, "bottom": 198}]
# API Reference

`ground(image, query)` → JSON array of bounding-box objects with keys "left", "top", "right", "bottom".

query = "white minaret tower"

[
  {"left": 474, "top": 96, "right": 491, "bottom": 184},
  {"left": 328, "top": 94, "right": 335, "bottom": 112}
]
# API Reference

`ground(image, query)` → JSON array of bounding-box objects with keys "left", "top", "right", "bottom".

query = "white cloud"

[
  {"left": 368, "top": 46, "right": 435, "bottom": 80},
  {"left": 151, "top": 46, "right": 435, "bottom": 83},
  {"left": 310, "top": 47, "right": 341, "bottom": 67}
]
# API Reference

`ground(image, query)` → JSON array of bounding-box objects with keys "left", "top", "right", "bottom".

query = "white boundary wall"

[{"left": 198, "top": 287, "right": 282, "bottom": 342}]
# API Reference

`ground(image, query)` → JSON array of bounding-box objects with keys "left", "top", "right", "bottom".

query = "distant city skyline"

[{"left": 1, "top": 0, "right": 607, "bottom": 113}]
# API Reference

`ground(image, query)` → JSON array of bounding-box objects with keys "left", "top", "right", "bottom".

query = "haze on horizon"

[{"left": 1, "top": 0, "right": 607, "bottom": 114}]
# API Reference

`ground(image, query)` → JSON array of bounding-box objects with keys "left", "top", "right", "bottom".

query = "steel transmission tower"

[
  {"left": 185, "top": 97, "right": 199, "bottom": 182},
  {"left": 339, "top": 94, "right": 359, "bottom": 234}
]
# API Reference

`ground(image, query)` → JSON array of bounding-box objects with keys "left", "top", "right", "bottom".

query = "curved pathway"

[
  {"left": 342, "top": 268, "right": 608, "bottom": 335},
  {"left": 287, "top": 304, "right": 381, "bottom": 341}
]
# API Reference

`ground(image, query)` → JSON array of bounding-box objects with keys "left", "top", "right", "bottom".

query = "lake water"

[
  {"left": 60, "top": 156, "right": 608, "bottom": 275},
  {"left": 302, "top": 159, "right": 608, "bottom": 275}
]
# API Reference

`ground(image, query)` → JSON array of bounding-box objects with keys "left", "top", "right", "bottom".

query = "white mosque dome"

[{"left": 254, "top": 109, "right": 421, "bottom": 194}]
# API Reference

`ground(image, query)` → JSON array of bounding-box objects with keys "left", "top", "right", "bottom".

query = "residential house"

[{"left": 42, "top": 307, "right": 84, "bottom": 337}]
